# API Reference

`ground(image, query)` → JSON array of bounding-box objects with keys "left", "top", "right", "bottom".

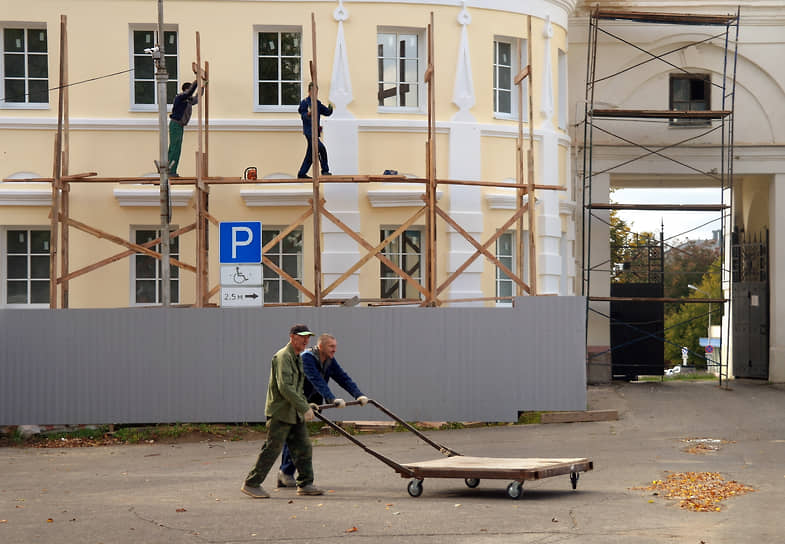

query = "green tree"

[{"left": 664, "top": 256, "right": 723, "bottom": 367}]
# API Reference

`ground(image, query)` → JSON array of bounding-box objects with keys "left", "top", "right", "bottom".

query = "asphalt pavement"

[{"left": 2, "top": 379, "right": 784, "bottom": 543}]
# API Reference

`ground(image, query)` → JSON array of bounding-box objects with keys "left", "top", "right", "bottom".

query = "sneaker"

[
  {"left": 321, "top": 171, "right": 332, "bottom": 176},
  {"left": 170, "top": 173, "right": 180, "bottom": 178},
  {"left": 296, "top": 484, "right": 324, "bottom": 496},
  {"left": 241, "top": 483, "right": 270, "bottom": 499},
  {"left": 298, "top": 174, "right": 312, "bottom": 179},
  {"left": 277, "top": 471, "right": 296, "bottom": 488}
]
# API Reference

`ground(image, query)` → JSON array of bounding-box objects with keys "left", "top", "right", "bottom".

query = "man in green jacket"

[{"left": 241, "top": 324, "right": 324, "bottom": 498}]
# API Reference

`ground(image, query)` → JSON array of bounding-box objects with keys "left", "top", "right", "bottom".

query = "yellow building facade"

[{"left": 0, "top": 0, "right": 577, "bottom": 308}]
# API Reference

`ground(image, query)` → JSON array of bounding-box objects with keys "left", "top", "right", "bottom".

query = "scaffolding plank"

[
  {"left": 588, "top": 203, "right": 727, "bottom": 211},
  {"left": 591, "top": 109, "right": 731, "bottom": 119},
  {"left": 595, "top": 10, "right": 737, "bottom": 26}
]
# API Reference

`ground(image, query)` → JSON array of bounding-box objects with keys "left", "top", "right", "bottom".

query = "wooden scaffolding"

[{"left": 27, "top": 13, "right": 565, "bottom": 309}]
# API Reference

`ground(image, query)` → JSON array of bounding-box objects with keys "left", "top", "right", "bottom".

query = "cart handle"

[{"left": 315, "top": 398, "right": 461, "bottom": 457}]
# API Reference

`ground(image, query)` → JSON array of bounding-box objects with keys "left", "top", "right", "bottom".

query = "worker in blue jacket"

[
  {"left": 277, "top": 333, "right": 369, "bottom": 487},
  {"left": 296, "top": 82, "right": 333, "bottom": 178}
]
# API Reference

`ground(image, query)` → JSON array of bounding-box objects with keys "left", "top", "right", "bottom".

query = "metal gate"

[
  {"left": 732, "top": 229, "right": 769, "bottom": 379},
  {"left": 610, "top": 283, "right": 665, "bottom": 379}
]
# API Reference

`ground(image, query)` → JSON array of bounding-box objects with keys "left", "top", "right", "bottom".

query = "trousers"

[
  {"left": 168, "top": 120, "right": 184, "bottom": 175},
  {"left": 245, "top": 417, "right": 313, "bottom": 487},
  {"left": 297, "top": 135, "right": 329, "bottom": 177}
]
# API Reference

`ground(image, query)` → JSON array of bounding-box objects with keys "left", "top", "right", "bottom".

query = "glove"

[
  {"left": 309, "top": 403, "right": 321, "bottom": 413},
  {"left": 333, "top": 398, "right": 346, "bottom": 408},
  {"left": 357, "top": 395, "right": 369, "bottom": 406},
  {"left": 304, "top": 408, "right": 314, "bottom": 422}
]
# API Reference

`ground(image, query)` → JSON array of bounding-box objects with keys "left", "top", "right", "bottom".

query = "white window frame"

[
  {"left": 262, "top": 227, "right": 303, "bottom": 303},
  {"left": 253, "top": 26, "right": 302, "bottom": 113},
  {"left": 1, "top": 226, "right": 51, "bottom": 307},
  {"left": 495, "top": 230, "right": 528, "bottom": 307},
  {"left": 130, "top": 226, "right": 180, "bottom": 306},
  {"left": 0, "top": 24, "right": 49, "bottom": 110},
  {"left": 493, "top": 37, "right": 527, "bottom": 121},
  {"left": 129, "top": 24, "right": 179, "bottom": 112},
  {"left": 376, "top": 27, "right": 426, "bottom": 114},
  {"left": 558, "top": 48, "right": 567, "bottom": 130},
  {"left": 380, "top": 227, "right": 424, "bottom": 299}
]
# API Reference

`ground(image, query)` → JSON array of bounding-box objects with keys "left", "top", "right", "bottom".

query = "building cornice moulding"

[
  {"left": 367, "top": 189, "right": 443, "bottom": 207},
  {"left": 0, "top": 188, "right": 51, "bottom": 206},
  {"left": 113, "top": 187, "right": 194, "bottom": 207}
]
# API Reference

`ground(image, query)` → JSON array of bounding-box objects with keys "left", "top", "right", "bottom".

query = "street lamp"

[{"left": 688, "top": 284, "right": 712, "bottom": 335}]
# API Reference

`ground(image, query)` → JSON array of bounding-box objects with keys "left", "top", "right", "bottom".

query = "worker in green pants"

[{"left": 167, "top": 77, "right": 203, "bottom": 177}]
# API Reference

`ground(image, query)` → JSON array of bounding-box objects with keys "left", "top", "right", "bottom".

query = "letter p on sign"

[{"left": 219, "top": 221, "right": 262, "bottom": 263}]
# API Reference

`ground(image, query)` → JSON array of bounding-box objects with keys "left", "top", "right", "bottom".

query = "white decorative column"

[
  {"left": 322, "top": 0, "right": 361, "bottom": 299},
  {"left": 768, "top": 174, "right": 785, "bottom": 382},
  {"left": 535, "top": 15, "right": 563, "bottom": 295},
  {"left": 447, "top": 3, "right": 483, "bottom": 305}
]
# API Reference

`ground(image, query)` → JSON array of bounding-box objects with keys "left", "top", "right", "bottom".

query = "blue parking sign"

[{"left": 220, "top": 222, "right": 262, "bottom": 263}]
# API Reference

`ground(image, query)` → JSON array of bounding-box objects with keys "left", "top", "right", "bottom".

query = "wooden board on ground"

[
  {"left": 540, "top": 409, "right": 618, "bottom": 424},
  {"left": 403, "top": 456, "right": 593, "bottom": 481}
]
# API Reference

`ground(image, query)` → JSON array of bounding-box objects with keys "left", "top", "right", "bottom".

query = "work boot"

[
  {"left": 277, "top": 470, "right": 296, "bottom": 488},
  {"left": 240, "top": 483, "right": 270, "bottom": 499},
  {"left": 296, "top": 484, "right": 324, "bottom": 496}
]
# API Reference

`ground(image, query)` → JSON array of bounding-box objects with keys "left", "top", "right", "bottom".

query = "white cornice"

[
  {"left": 559, "top": 200, "right": 577, "bottom": 215},
  {"left": 486, "top": 192, "right": 534, "bottom": 210},
  {"left": 0, "top": 188, "right": 51, "bottom": 206},
  {"left": 113, "top": 187, "right": 194, "bottom": 207},
  {"left": 241, "top": 189, "right": 312, "bottom": 207},
  {"left": 367, "top": 189, "right": 443, "bottom": 207}
]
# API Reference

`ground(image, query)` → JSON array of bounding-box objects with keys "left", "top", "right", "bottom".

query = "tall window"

[
  {"left": 496, "top": 231, "right": 528, "bottom": 306},
  {"left": 493, "top": 38, "right": 526, "bottom": 119},
  {"left": 262, "top": 229, "right": 302, "bottom": 303},
  {"left": 3, "top": 229, "right": 50, "bottom": 305},
  {"left": 669, "top": 73, "right": 710, "bottom": 126},
  {"left": 1, "top": 26, "right": 48, "bottom": 106},
  {"left": 380, "top": 228, "right": 422, "bottom": 299},
  {"left": 256, "top": 30, "right": 301, "bottom": 108},
  {"left": 377, "top": 30, "right": 421, "bottom": 108},
  {"left": 131, "top": 28, "right": 178, "bottom": 107},
  {"left": 132, "top": 229, "right": 179, "bottom": 304}
]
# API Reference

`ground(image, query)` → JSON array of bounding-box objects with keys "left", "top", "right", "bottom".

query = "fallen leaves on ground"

[
  {"left": 345, "top": 526, "right": 358, "bottom": 533},
  {"left": 634, "top": 471, "right": 755, "bottom": 512}
]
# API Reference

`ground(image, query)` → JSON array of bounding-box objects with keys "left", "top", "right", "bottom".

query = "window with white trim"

[
  {"left": 493, "top": 37, "right": 527, "bottom": 119},
  {"left": 2, "top": 228, "right": 50, "bottom": 306},
  {"left": 377, "top": 29, "right": 423, "bottom": 110},
  {"left": 1, "top": 26, "right": 48, "bottom": 107},
  {"left": 380, "top": 228, "right": 422, "bottom": 299},
  {"left": 132, "top": 228, "right": 179, "bottom": 304},
  {"left": 130, "top": 27, "right": 178, "bottom": 108},
  {"left": 262, "top": 228, "right": 303, "bottom": 303},
  {"left": 496, "top": 231, "right": 528, "bottom": 306},
  {"left": 255, "top": 29, "right": 302, "bottom": 109}
]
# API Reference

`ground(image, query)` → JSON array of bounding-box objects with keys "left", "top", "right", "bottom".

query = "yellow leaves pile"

[{"left": 636, "top": 472, "right": 755, "bottom": 512}]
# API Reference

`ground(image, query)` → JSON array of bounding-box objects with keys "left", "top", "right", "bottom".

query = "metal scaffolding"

[{"left": 580, "top": 8, "right": 740, "bottom": 384}]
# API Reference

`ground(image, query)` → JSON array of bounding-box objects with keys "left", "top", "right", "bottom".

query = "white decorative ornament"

[
  {"left": 452, "top": 1, "right": 475, "bottom": 120},
  {"left": 457, "top": 1, "right": 471, "bottom": 25},
  {"left": 333, "top": 0, "right": 348, "bottom": 22},
  {"left": 540, "top": 14, "right": 554, "bottom": 122}
]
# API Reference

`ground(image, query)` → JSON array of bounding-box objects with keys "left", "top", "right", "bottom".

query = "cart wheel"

[
  {"left": 407, "top": 479, "right": 424, "bottom": 497},
  {"left": 570, "top": 472, "right": 580, "bottom": 490},
  {"left": 464, "top": 478, "right": 480, "bottom": 488},
  {"left": 506, "top": 481, "right": 523, "bottom": 500}
]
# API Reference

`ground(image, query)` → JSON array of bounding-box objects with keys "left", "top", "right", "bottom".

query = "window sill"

[
  {"left": 129, "top": 104, "right": 173, "bottom": 113},
  {"left": 0, "top": 103, "right": 49, "bottom": 110},
  {"left": 377, "top": 106, "right": 425, "bottom": 115},
  {"left": 255, "top": 105, "right": 299, "bottom": 113},
  {"left": 493, "top": 113, "right": 525, "bottom": 122}
]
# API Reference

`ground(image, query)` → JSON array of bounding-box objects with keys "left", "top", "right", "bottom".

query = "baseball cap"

[{"left": 289, "top": 324, "right": 315, "bottom": 336}]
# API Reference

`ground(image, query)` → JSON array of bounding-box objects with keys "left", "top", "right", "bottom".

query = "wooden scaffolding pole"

[
  {"left": 50, "top": 14, "right": 67, "bottom": 308},
  {"left": 526, "top": 15, "right": 537, "bottom": 295},
  {"left": 194, "top": 32, "right": 209, "bottom": 307},
  {"left": 425, "top": 12, "right": 436, "bottom": 305},
  {"left": 310, "top": 12, "right": 322, "bottom": 306},
  {"left": 61, "top": 14, "right": 71, "bottom": 308},
  {"left": 515, "top": 41, "right": 526, "bottom": 296}
]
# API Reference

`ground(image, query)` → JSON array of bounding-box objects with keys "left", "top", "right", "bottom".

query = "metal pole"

[{"left": 155, "top": 0, "right": 171, "bottom": 306}]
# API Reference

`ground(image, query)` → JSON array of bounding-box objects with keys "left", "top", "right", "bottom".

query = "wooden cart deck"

[{"left": 402, "top": 456, "right": 593, "bottom": 481}]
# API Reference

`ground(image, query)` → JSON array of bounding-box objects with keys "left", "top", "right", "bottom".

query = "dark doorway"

[
  {"left": 732, "top": 229, "right": 769, "bottom": 379},
  {"left": 610, "top": 283, "right": 665, "bottom": 379}
]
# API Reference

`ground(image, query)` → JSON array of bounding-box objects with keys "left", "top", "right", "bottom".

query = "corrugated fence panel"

[{"left": 0, "top": 297, "right": 586, "bottom": 424}]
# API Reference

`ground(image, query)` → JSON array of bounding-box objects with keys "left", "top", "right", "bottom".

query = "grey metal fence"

[{"left": 0, "top": 296, "right": 586, "bottom": 425}]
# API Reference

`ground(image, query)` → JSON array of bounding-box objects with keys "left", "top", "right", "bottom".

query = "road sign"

[
  {"left": 705, "top": 344, "right": 714, "bottom": 354},
  {"left": 219, "top": 222, "right": 262, "bottom": 264},
  {"left": 220, "top": 286, "right": 264, "bottom": 307},
  {"left": 699, "top": 337, "right": 721, "bottom": 347},
  {"left": 220, "top": 264, "right": 262, "bottom": 286}
]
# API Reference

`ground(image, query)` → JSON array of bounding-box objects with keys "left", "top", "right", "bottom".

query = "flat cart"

[{"left": 313, "top": 399, "right": 593, "bottom": 499}]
